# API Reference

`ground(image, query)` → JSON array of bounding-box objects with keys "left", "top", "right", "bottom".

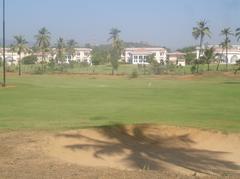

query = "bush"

[
  {"left": 32, "top": 66, "right": 44, "bottom": 74},
  {"left": 22, "top": 55, "right": 38, "bottom": 65},
  {"left": 79, "top": 61, "right": 90, "bottom": 68},
  {"left": 191, "top": 65, "right": 197, "bottom": 74},
  {"left": 129, "top": 70, "right": 138, "bottom": 78},
  {"left": 6, "top": 65, "right": 16, "bottom": 72}
]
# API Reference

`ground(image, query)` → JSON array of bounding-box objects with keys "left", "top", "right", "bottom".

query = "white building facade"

[
  {"left": 65, "top": 48, "right": 92, "bottom": 64},
  {"left": 124, "top": 48, "right": 167, "bottom": 64},
  {"left": 1, "top": 48, "right": 93, "bottom": 65},
  {"left": 196, "top": 45, "right": 240, "bottom": 64},
  {"left": 0, "top": 48, "right": 29, "bottom": 65},
  {"left": 167, "top": 51, "right": 186, "bottom": 66}
]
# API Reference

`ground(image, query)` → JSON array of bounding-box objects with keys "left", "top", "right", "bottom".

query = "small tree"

[
  {"left": 202, "top": 47, "right": 215, "bottom": 71},
  {"left": 35, "top": 27, "right": 51, "bottom": 71},
  {"left": 147, "top": 54, "right": 161, "bottom": 75},
  {"left": 56, "top": 37, "right": 66, "bottom": 64},
  {"left": 221, "top": 28, "right": 234, "bottom": 70},
  {"left": 13, "top": 35, "right": 29, "bottom": 76},
  {"left": 216, "top": 41, "right": 228, "bottom": 71},
  {"left": 66, "top": 39, "right": 78, "bottom": 59},
  {"left": 185, "top": 52, "right": 196, "bottom": 65},
  {"left": 91, "top": 47, "right": 109, "bottom": 66},
  {"left": 22, "top": 55, "right": 38, "bottom": 65}
]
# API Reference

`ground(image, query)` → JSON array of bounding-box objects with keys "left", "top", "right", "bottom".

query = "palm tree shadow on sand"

[{"left": 56, "top": 124, "right": 240, "bottom": 175}]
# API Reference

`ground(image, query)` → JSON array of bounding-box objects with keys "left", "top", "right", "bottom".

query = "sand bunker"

[{"left": 44, "top": 124, "right": 240, "bottom": 176}]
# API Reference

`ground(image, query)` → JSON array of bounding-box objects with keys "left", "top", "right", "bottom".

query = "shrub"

[
  {"left": 191, "top": 65, "right": 197, "bottom": 74},
  {"left": 6, "top": 65, "right": 16, "bottom": 72},
  {"left": 129, "top": 70, "right": 138, "bottom": 78},
  {"left": 22, "top": 55, "right": 38, "bottom": 65},
  {"left": 32, "top": 66, "right": 44, "bottom": 74},
  {"left": 79, "top": 61, "right": 90, "bottom": 68}
]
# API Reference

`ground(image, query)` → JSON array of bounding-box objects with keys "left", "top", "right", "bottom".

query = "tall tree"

[
  {"left": 35, "top": 27, "right": 51, "bottom": 71},
  {"left": 216, "top": 42, "right": 227, "bottom": 71},
  {"left": 192, "top": 20, "right": 211, "bottom": 73},
  {"left": 108, "top": 28, "right": 123, "bottom": 75},
  {"left": 221, "top": 28, "right": 234, "bottom": 70},
  {"left": 202, "top": 47, "right": 215, "bottom": 71},
  {"left": 56, "top": 37, "right": 66, "bottom": 64},
  {"left": 66, "top": 39, "right": 78, "bottom": 59},
  {"left": 108, "top": 28, "right": 121, "bottom": 45},
  {"left": 236, "top": 28, "right": 240, "bottom": 42},
  {"left": 13, "top": 35, "right": 29, "bottom": 76}
]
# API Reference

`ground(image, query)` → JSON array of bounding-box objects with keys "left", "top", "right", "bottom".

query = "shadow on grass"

[
  {"left": 223, "top": 81, "right": 240, "bottom": 85},
  {"left": 57, "top": 124, "right": 240, "bottom": 175}
]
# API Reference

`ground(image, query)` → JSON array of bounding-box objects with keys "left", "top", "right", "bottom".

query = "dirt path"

[{"left": 0, "top": 125, "right": 240, "bottom": 179}]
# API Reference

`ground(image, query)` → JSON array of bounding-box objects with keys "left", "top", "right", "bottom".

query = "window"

[
  {"left": 134, "top": 56, "right": 138, "bottom": 59},
  {"left": 139, "top": 56, "right": 143, "bottom": 59}
]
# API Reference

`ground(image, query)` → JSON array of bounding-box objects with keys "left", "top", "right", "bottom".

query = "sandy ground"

[{"left": 0, "top": 124, "right": 240, "bottom": 179}]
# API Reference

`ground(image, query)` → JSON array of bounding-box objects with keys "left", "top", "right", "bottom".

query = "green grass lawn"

[{"left": 0, "top": 74, "right": 240, "bottom": 132}]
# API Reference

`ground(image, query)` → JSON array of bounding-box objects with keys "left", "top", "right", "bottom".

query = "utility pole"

[{"left": 2, "top": 0, "right": 6, "bottom": 87}]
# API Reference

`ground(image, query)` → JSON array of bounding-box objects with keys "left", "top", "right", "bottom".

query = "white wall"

[{"left": 124, "top": 48, "right": 167, "bottom": 64}]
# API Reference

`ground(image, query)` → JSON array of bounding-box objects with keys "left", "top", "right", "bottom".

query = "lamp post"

[{"left": 2, "top": 0, "right": 6, "bottom": 87}]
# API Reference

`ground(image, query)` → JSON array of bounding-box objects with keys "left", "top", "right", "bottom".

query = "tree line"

[{"left": 2, "top": 21, "right": 240, "bottom": 76}]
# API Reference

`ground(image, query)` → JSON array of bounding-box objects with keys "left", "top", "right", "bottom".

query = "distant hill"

[
  {"left": 88, "top": 41, "right": 164, "bottom": 51},
  {"left": 123, "top": 41, "right": 157, "bottom": 48}
]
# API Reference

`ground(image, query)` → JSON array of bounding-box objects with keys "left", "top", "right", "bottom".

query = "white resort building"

[
  {"left": 65, "top": 48, "right": 92, "bottom": 64},
  {"left": 196, "top": 45, "right": 240, "bottom": 64},
  {"left": 0, "top": 48, "right": 30, "bottom": 65},
  {"left": 167, "top": 51, "right": 186, "bottom": 66},
  {"left": 0, "top": 48, "right": 93, "bottom": 65},
  {"left": 124, "top": 48, "right": 167, "bottom": 64}
]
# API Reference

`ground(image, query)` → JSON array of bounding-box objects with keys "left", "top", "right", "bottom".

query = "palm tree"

[
  {"left": 56, "top": 37, "right": 66, "bottom": 64},
  {"left": 108, "top": 28, "right": 121, "bottom": 47},
  {"left": 221, "top": 28, "right": 234, "bottom": 70},
  {"left": 202, "top": 47, "right": 215, "bottom": 71},
  {"left": 35, "top": 27, "right": 51, "bottom": 71},
  {"left": 236, "top": 28, "right": 240, "bottom": 42},
  {"left": 192, "top": 20, "right": 211, "bottom": 73},
  {"left": 108, "top": 28, "right": 123, "bottom": 75},
  {"left": 216, "top": 42, "right": 226, "bottom": 71},
  {"left": 13, "top": 35, "right": 28, "bottom": 76},
  {"left": 66, "top": 39, "right": 78, "bottom": 60}
]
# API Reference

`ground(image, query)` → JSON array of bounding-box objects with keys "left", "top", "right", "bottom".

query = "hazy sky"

[{"left": 1, "top": 0, "right": 240, "bottom": 49}]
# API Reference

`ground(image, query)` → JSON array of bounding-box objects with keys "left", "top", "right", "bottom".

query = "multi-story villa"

[
  {"left": 0, "top": 48, "right": 30, "bottom": 65},
  {"left": 124, "top": 48, "right": 167, "bottom": 64},
  {"left": 65, "top": 48, "right": 92, "bottom": 64},
  {"left": 167, "top": 51, "right": 186, "bottom": 66},
  {"left": 0, "top": 48, "right": 92, "bottom": 65},
  {"left": 196, "top": 45, "right": 240, "bottom": 64}
]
